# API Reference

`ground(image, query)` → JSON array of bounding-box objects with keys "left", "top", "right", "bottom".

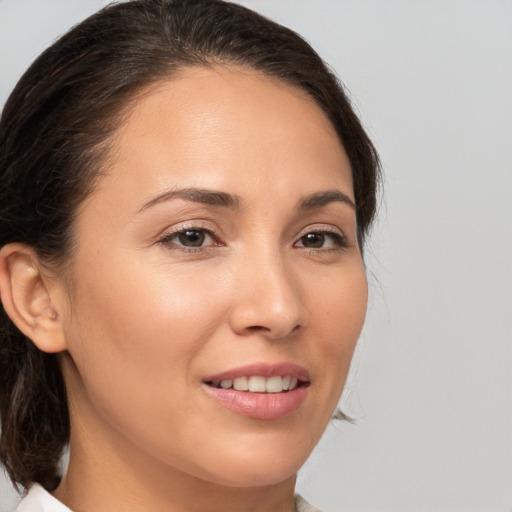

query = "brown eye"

[
  {"left": 159, "top": 228, "right": 217, "bottom": 250},
  {"left": 294, "top": 230, "right": 347, "bottom": 250},
  {"left": 301, "top": 232, "right": 325, "bottom": 248},
  {"left": 178, "top": 230, "right": 206, "bottom": 247}
]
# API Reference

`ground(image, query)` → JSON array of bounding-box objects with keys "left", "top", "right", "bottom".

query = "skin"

[{"left": 3, "top": 66, "right": 368, "bottom": 512}]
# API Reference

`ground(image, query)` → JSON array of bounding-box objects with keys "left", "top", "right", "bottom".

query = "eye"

[
  {"left": 176, "top": 230, "right": 208, "bottom": 247},
  {"left": 159, "top": 228, "right": 218, "bottom": 250},
  {"left": 294, "top": 230, "right": 347, "bottom": 250}
]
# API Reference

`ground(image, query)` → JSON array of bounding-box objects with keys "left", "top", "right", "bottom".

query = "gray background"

[{"left": 1, "top": 1, "right": 511, "bottom": 511}]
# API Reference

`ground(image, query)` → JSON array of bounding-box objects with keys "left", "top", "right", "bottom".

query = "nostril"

[
  {"left": 246, "top": 325, "right": 276, "bottom": 336},
  {"left": 242, "top": 323, "right": 302, "bottom": 339},
  {"left": 246, "top": 325, "right": 267, "bottom": 332}
]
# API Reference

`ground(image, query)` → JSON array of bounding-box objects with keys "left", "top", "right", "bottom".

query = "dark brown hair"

[{"left": 0, "top": 0, "right": 380, "bottom": 491}]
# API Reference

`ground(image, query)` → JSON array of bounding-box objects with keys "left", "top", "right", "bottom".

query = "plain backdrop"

[{"left": 1, "top": 1, "right": 511, "bottom": 511}]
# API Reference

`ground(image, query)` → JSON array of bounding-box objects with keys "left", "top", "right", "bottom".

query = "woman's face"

[{"left": 58, "top": 66, "right": 368, "bottom": 488}]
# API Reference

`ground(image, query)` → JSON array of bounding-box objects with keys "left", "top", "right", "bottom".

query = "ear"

[{"left": 0, "top": 243, "right": 68, "bottom": 353}]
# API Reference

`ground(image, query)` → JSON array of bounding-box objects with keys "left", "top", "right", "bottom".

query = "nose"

[{"left": 228, "top": 251, "right": 307, "bottom": 340}]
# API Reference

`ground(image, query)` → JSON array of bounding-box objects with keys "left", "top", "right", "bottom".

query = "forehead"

[{"left": 96, "top": 65, "right": 353, "bottom": 209}]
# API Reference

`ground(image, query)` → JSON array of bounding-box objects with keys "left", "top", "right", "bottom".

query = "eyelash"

[
  {"left": 294, "top": 229, "right": 348, "bottom": 252},
  {"left": 158, "top": 224, "right": 220, "bottom": 253},
  {"left": 157, "top": 225, "right": 348, "bottom": 253}
]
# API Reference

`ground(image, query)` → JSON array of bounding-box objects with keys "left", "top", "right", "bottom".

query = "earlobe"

[{"left": 0, "top": 243, "right": 67, "bottom": 353}]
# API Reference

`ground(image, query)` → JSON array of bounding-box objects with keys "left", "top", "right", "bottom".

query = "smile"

[
  {"left": 202, "top": 363, "right": 310, "bottom": 420},
  {"left": 207, "top": 375, "right": 300, "bottom": 393}
]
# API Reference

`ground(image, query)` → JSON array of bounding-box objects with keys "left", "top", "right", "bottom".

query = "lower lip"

[{"left": 202, "top": 385, "right": 308, "bottom": 420}]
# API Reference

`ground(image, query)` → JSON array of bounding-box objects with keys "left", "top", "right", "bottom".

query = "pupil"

[
  {"left": 179, "top": 230, "right": 205, "bottom": 247},
  {"left": 303, "top": 233, "right": 324, "bottom": 248}
]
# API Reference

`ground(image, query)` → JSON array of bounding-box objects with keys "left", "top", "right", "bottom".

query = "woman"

[{"left": 0, "top": 0, "right": 380, "bottom": 511}]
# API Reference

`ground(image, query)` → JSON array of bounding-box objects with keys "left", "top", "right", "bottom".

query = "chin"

[
  {"left": 189, "top": 436, "right": 310, "bottom": 488},
  {"left": 206, "top": 462, "right": 300, "bottom": 489}
]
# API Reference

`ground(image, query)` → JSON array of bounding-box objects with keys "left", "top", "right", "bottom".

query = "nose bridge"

[{"left": 229, "top": 241, "right": 306, "bottom": 338}]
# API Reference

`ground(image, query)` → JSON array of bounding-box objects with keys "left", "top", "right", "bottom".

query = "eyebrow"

[
  {"left": 298, "top": 190, "right": 356, "bottom": 210},
  {"left": 138, "top": 187, "right": 355, "bottom": 214},
  {"left": 138, "top": 188, "right": 241, "bottom": 213}
]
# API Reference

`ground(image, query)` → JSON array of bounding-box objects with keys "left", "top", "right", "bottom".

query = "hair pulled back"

[{"left": 0, "top": 0, "right": 380, "bottom": 491}]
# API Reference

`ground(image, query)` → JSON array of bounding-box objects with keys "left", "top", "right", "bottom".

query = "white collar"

[{"left": 16, "top": 484, "right": 72, "bottom": 512}]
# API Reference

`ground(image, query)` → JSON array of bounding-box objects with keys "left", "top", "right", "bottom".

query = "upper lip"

[{"left": 203, "top": 362, "right": 310, "bottom": 384}]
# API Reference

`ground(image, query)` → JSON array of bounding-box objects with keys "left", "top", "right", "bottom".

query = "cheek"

[
  {"left": 307, "top": 261, "right": 367, "bottom": 390},
  {"left": 313, "top": 260, "right": 368, "bottom": 345},
  {"left": 61, "top": 258, "right": 231, "bottom": 451},
  {"left": 72, "top": 255, "right": 223, "bottom": 343},
  {"left": 63, "top": 256, "right": 229, "bottom": 407}
]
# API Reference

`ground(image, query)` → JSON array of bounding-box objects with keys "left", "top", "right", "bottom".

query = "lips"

[{"left": 202, "top": 363, "right": 310, "bottom": 420}]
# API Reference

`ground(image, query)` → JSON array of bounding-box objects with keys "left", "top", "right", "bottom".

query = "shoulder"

[
  {"left": 16, "top": 484, "right": 72, "bottom": 512},
  {"left": 294, "top": 494, "right": 323, "bottom": 512}
]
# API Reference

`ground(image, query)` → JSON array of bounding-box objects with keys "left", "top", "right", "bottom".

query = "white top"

[
  {"left": 16, "top": 484, "right": 71, "bottom": 512},
  {"left": 16, "top": 484, "right": 321, "bottom": 512}
]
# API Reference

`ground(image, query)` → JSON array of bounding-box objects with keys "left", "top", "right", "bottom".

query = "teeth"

[
  {"left": 217, "top": 375, "right": 300, "bottom": 393},
  {"left": 248, "top": 376, "right": 266, "bottom": 392},
  {"left": 265, "top": 376, "right": 282, "bottom": 393},
  {"left": 220, "top": 379, "right": 232, "bottom": 389},
  {"left": 233, "top": 376, "right": 248, "bottom": 391}
]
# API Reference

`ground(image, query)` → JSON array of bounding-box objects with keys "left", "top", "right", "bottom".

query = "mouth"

[
  {"left": 205, "top": 375, "right": 304, "bottom": 393},
  {"left": 202, "top": 363, "right": 310, "bottom": 420}
]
